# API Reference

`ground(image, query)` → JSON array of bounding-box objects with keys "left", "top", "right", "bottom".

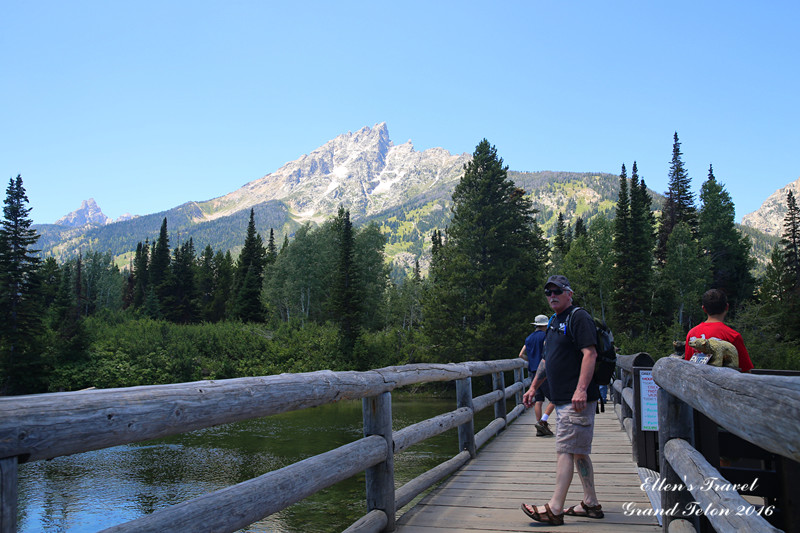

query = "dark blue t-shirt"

[
  {"left": 524, "top": 329, "right": 546, "bottom": 373},
  {"left": 544, "top": 306, "right": 601, "bottom": 405}
]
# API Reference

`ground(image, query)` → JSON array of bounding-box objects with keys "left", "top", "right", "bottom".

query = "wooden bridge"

[
  {"left": 394, "top": 406, "right": 659, "bottom": 532},
  {"left": 1, "top": 355, "right": 799, "bottom": 532}
]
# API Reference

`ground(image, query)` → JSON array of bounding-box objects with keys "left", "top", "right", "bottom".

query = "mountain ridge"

[{"left": 35, "top": 123, "right": 781, "bottom": 276}]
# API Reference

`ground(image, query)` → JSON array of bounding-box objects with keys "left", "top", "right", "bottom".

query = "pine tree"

[
  {"left": 149, "top": 218, "right": 171, "bottom": 305},
  {"left": 0, "top": 175, "right": 45, "bottom": 393},
  {"left": 574, "top": 217, "right": 587, "bottom": 239},
  {"left": 656, "top": 132, "right": 697, "bottom": 264},
  {"left": 266, "top": 228, "right": 278, "bottom": 265},
  {"left": 611, "top": 164, "right": 633, "bottom": 333},
  {"left": 50, "top": 261, "right": 90, "bottom": 381},
  {"left": 163, "top": 239, "right": 198, "bottom": 323},
  {"left": 197, "top": 245, "right": 216, "bottom": 320},
  {"left": 132, "top": 239, "right": 150, "bottom": 308},
  {"left": 781, "top": 191, "right": 800, "bottom": 289},
  {"left": 232, "top": 209, "right": 266, "bottom": 321},
  {"left": 422, "top": 140, "right": 548, "bottom": 362},
  {"left": 627, "top": 162, "right": 656, "bottom": 332},
  {"left": 330, "top": 207, "right": 363, "bottom": 364},
  {"left": 698, "top": 164, "right": 754, "bottom": 311},
  {"left": 210, "top": 251, "right": 234, "bottom": 321}
]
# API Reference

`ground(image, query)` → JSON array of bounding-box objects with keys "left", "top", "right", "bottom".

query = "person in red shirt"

[{"left": 684, "top": 289, "right": 754, "bottom": 373}]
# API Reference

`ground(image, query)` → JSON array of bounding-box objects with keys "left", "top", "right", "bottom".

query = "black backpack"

[{"left": 551, "top": 307, "right": 617, "bottom": 384}]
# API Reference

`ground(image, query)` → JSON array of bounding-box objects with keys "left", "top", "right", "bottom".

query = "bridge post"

[
  {"left": 513, "top": 367, "right": 524, "bottom": 405},
  {"left": 1, "top": 456, "right": 17, "bottom": 533},
  {"left": 456, "top": 378, "right": 476, "bottom": 458},
  {"left": 493, "top": 372, "right": 507, "bottom": 422},
  {"left": 657, "top": 387, "right": 699, "bottom": 532},
  {"left": 363, "top": 392, "right": 395, "bottom": 531}
]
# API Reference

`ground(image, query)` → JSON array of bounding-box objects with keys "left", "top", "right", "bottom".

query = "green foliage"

[
  {"left": 656, "top": 132, "right": 697, "bottom": 264},
  {"left": 423, "top": 140, "right": 548, "bottom": 363},
  {"left": 563, "top": 217, "right": 614, "bottom": 322},
  {"left": 231, "top": 209, "right": 267, "bottom": 322},
  {"left": 0, "top": 175, "right": 46, "bottom": 394},
  {"left": 698, "top": 165, "right": 755, "bottom": 311},
  {"left": 611, "top": 163, "right": 656, "bottom": 338},
  {"left": 660, "top": 222, "right": 711, "bottom": 328}
]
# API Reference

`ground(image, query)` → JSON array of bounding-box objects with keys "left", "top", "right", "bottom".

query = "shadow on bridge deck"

[{"left": 396, "top": 406, "right": 660, "bottom": 533}]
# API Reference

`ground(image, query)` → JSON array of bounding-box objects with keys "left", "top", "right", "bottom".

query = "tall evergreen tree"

[
  {"left": 163, "top": 239, "right": 198, "bottom": 323},
  {"left": 149, "top": 218, "right": 171, "bottom": 305},
  {"left": 266, "top": 228, "right": 278, "bottom": 265},
  {"left": 49, "top": 261, "right": 90, "bottom": 387},
  {"left": 132, "top": 239, "right": 150, "bottom": 308},
  {"left": 550, "top": 212, "right": 569, "bottom": 271},
  {"left": 627, "top": 162, "right": 656, "bottom": 333},
  {"left": 232, "top": 209, "right": 266, "bottom": 321},
  {"left": 574, "top": 217, "right": 587, "bottom": 239},
  {"left": 197, "top": 245, "right": 216, "bottom": 320},
  {"left": 656, "top": 132, "right": 697, "bottom": 264},
  {"left": 781, "top": 191, "right": 800, "bottom": 289},
  {"left": 422, "top": 140, "right": 548, "bottom": 362},
  {"left": 330, "top": 207, "right": 363, "bottom": 364},
  {"left": 698, "top": 164, "right": 754, "bottom": 311},
  {"left": 210, "top": 251, "right": 234, "bottom": 321},
  {"left": 611, "top": 164, "right": 633, "bottom": 332},
  {"left": 0, "top": 175, "right": 45, "bottom": 393}
]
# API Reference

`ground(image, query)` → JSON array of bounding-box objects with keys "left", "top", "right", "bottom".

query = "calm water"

[{"left": 17, "top": 397, "right": 504, "bottom": 532}]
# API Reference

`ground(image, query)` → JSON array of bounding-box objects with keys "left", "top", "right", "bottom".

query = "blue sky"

[{"left": 2, "top": 1, "right": 798, "bottom": 225}]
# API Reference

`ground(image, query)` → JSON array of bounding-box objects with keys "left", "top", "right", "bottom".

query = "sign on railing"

[{"left": 638, "top": 369, "right": 659, "bottom": 432}]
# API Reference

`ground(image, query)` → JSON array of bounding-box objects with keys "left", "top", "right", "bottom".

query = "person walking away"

[
  {"left": 520, "top": 275, "right": 604, "bottom": 526},
  {"left": 519, "top": 314, "right": 555, "bottom": 436}
]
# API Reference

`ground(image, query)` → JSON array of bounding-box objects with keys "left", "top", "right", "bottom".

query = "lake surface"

[{"left": 17, "top": 396, "right": 503, "bottom": 532}]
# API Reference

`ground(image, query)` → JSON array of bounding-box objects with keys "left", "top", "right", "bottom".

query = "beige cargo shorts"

[{"left": 554, "top": 403, "right": 596, "bottom": 455}]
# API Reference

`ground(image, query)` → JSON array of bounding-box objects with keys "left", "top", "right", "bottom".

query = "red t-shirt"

[{"left": 684, "top": 321, "right": 754, "bottom": 372}]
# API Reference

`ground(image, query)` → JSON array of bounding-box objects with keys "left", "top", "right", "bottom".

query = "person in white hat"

[{"left": 518, "top": 314, "right": 555, "bottom": 436}]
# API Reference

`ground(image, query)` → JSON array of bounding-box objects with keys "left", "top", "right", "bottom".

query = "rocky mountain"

[
  {"left": 196, "top": 123, "right": 471, "bottom": 223},
  {"left": 54, "top": 198, "right": 111, "bottom": 227},
  {"left": 34, "top": 123, "right": 659, "bottom": 274},
  {"left": 741, "top": 177, "right": 800, "bottom": 237}
]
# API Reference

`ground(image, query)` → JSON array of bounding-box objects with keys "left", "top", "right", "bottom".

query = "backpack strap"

[{"left": 564, "top": 306, "right": 581, "bottom": 340}]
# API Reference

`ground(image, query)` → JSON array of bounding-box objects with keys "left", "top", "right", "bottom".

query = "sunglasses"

[{"left": 544, "top": 288, "right": 564, "bottom": 296}]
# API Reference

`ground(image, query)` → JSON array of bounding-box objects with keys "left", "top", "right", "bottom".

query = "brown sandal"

[
  {"left": 565, "top": 501, "right": 604, "bottom": 519},
  {"left": 521, "top": 503, "right": 564, "bottom": 525}
]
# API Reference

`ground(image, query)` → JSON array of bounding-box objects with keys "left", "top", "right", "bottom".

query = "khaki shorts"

[{"left": 554, "top": 403, "right": 596, "bottom": 455}]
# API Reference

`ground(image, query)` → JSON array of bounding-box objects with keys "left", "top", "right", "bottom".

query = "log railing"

[
  {"left": 0, "top": 359, "right": 528, "bottom": 533},
  {"left": 653, "top": 357, "right": 800, "bottom": 533}
]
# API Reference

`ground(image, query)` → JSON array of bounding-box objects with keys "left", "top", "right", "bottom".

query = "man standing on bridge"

[{"left": 520, "top": 275, "right": 604, "bottom": 526}]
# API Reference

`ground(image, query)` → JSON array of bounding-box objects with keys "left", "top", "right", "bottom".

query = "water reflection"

[{"left": 18, "top": 397, "right": 500, "bottom": 532}]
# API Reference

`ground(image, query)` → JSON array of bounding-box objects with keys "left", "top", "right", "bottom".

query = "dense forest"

[{"left": 2, "top": 134, "right": 799, "bottom": 394}]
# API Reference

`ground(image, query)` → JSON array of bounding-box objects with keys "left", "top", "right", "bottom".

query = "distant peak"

[{"left": 55, "top": 198, "right": 111, "bottom": 228}]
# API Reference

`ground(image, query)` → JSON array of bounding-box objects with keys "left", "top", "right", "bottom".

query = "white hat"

[{"left": 532, "top": 314, "right": 549, "bottom": 326}]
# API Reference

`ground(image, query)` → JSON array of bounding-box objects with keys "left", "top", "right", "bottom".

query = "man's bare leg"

[
  {"left": 546, "top": 452, "right": 574, "bottom": 515},
  {"left": 573, "top": 453, "right": 599, "bottom": 506}
]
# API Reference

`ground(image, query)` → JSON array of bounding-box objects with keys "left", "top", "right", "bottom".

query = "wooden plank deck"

[{"left": 396, "top": 406, "right": 661, "bottom": 532}]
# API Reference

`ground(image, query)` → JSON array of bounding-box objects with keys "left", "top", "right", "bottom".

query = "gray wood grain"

[
  {"left": 653, "top": 357, "right": 800, "bottom": 462},
  {"left": 664, "top": 438, "right": 781, "bottom": 533}
]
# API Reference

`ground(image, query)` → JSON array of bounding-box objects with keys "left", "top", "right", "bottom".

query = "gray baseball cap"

[{"left": 545, "top": 275, "right": 572, "bottom": 291}]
